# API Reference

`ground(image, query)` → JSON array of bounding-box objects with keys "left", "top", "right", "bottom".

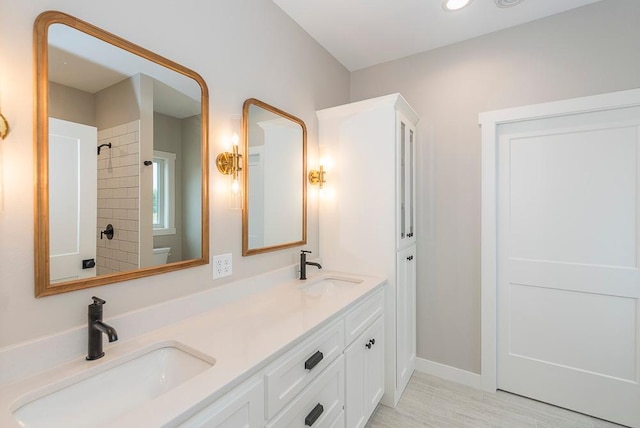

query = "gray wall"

[
  {"left": 49, "top": 76, "right": 140, "bottom": 130},
  {"left": 0, "top": 0, "right": 349, "bottom": 347},
  {"left": 350, "top": 0, "right": 640, "bottom": 373},
  {"left": 48, "top": 82, "right": 96, "bottom": 126},
  {"left": 95, "top": 76, "right": 141, "bottom": 130}
]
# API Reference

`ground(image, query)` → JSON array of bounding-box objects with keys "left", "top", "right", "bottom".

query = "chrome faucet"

[
  {"left": 86, "top": 296, "right": 118, "bottom": 360},
  {"left": 300, "top": 250, "right": 322, "bottom": 280}
]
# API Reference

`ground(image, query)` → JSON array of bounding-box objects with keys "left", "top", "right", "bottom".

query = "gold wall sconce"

[
  {"left": 216, "top": 133, "right": 243, "bottom": 209},
  {"left": 0, "top": 113, "right": 8, "bottom": 139},
  {"left": 216, "top": 142, "right": 242, "bottom": 179},
  {"left": 308, "top": 165, "right": 326, "bottom": 189},
  {"left": 0, "top": 112, "right": 7, "bottom": 213}
]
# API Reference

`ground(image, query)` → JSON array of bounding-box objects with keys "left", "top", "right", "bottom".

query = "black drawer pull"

[
  {"left": 305, "top": 403, "right": 324, "bottom": 426},
  {"left": 304, "top": 350, "right": 324, "bottom": 370}
]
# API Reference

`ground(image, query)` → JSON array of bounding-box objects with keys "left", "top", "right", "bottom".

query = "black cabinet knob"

[{"left": 366, "top": 342, "right": 372, "bottom": 349}]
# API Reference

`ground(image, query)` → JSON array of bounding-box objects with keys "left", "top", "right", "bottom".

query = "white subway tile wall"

[{"left": 96, "top": 120, "right": 140, "bottom": 275}]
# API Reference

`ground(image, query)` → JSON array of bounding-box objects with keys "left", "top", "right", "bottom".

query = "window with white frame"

[{"left": 152, "top": 150, "right": 176, "bottom": 235}]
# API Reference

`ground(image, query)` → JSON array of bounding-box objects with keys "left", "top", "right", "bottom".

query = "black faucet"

[
  {"left": 300, "top": 250, "right": 322, "bottom": 280},
  {"left": 86, "top": 296, "right": 118, "bottom": 361}
]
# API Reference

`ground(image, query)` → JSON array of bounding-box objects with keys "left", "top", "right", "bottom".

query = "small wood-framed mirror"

[
  {"left": 242, "top": 99, "right": 307, "bottom": 256},
  {"left": 34, "top": 11, "right": 209, "bottom": 297}
]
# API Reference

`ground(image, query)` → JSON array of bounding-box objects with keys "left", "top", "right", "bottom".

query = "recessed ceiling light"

[
  {"left": 494, "top": 0, "right": 525, "bottom": 7},
  {"left": 442, "top": 0, "right": 473, "bottom": 12}
]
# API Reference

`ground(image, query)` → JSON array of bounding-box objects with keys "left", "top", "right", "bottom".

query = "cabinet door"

[
  {"left": 396, "top": 246, "right": 416, "bottom": 395},
  {"left": 179, "top": 377, "right": 264, "bottom": 428},
  {"left": 363, "top": 316, "right": 385, "bottom": 419},
  {"left": 396, "top": 112, "right": 417, "bottom": 249},
  {"left": 345, "top": 316, "right": 385, "bottom": 428}
]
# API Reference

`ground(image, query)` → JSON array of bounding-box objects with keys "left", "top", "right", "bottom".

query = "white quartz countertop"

[{"left": 0, "top": 270, "right": 386, "bottom": 427}]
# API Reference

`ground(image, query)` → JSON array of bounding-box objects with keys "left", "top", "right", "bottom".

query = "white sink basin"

[
  {"left": 12, "top": 342, "right": 215, "bottom": 428},
  {"left": 298, "top": 276, "right": 363, "bottom": 296}
]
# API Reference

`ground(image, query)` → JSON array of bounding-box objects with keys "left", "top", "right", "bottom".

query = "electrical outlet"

[{"left": 213, "top": 253, "right": 232, "bottom": 279}]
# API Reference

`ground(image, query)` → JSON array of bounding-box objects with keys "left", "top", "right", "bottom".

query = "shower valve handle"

[{"left": 101, "top": 224, "right": 114, "bottom": 240}]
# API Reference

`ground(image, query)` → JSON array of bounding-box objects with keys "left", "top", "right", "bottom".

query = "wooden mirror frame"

[
  {"left": 242, "top": 98, "right": 307, "bottom": 256},
  {"left": 34, "top": 11, "right": 209, "bottom": 297}
]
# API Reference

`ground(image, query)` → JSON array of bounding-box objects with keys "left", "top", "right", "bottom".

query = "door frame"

[{"left": 479, "top": 88, "right": 640, "bottom": 392}]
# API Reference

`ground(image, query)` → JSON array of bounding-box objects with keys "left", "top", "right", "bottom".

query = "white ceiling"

[
  {"left": 48, "top": 24, "right": 201, "bottom": 119},
  {"left": 273, "top": 0, "right": 604, "bottom": 71}
]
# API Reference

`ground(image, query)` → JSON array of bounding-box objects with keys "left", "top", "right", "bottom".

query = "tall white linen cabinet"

[{"left": 317, "top": 93, "right": 419, "bottom": 408}]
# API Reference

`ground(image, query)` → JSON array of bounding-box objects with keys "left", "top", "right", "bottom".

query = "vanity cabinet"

[
  {"left": 263, "top": 290, "right": 383, "bottom": 428},
  {"left": 181, "top": 289, "right": 385, "bottom": 428},
  {"left": 318, "top": 93, "right": 419, "bottom": 406}
]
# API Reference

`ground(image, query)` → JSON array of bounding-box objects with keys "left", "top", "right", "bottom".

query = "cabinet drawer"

[
  {"left": 345, "top": 291, "right": 384, "bottom": 345},
  {"left": 265, "top": 319, "right": 344, "bottom": 419},
  {"left": 266, "top": 355, "right": 344, "bottom": 428}
]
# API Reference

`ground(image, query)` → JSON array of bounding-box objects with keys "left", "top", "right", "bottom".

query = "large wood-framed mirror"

[
  {"left": 34, "top": 11, "right": 209, "bottom": 297},
  {"left": 242, "top": 99, "right": 307, "bottom": 256}
]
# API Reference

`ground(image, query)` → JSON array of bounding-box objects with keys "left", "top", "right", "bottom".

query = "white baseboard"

[{"left": 415, "top": 357, "right": 483, "bottom": 390}]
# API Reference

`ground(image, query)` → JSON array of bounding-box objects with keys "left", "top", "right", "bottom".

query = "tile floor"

[{"left": 365, "top": 372, "right": 626, "bottom": 428}]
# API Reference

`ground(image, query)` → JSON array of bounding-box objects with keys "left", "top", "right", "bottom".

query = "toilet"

[{"left": 152, "top": 247, "right": 171, "bottom": 265}]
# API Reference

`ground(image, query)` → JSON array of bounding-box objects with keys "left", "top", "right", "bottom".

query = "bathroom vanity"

[
  {"left": 0, "top": 270, "right": 386, "bottom": 427},
  {"left": 182, "top": 285, "right": 384, "bottom": 428}
]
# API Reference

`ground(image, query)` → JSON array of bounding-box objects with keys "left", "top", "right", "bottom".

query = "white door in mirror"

[{"left": 49, "top": 118, "right": 97, "bottom": 283}]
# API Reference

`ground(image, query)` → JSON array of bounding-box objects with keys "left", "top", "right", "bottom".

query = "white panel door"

[
  {"left": 49, "top": 118, "right": 97, "bottom": 283},
  {"left": 497, "top": 106, "right": 640, "bottom": 427}
]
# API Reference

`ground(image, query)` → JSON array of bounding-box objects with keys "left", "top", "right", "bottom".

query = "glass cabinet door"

[
  {"left": 397, "top": 112, "right": 416, "bottom": 249},
  {"left": 400, "top": 121, "right": 407, "bottom": 241},
  {"left": 409, "top": 126, "right": 415, "bottom": 239}
]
